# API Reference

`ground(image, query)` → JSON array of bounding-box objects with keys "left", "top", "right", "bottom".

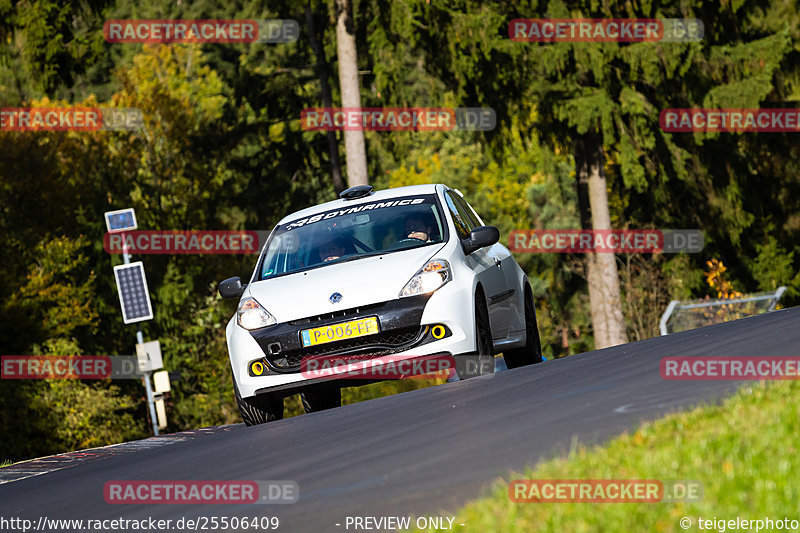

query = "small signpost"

[
  {"left": 152, "top": 370, "right": 171, "bottom": 393},
  {"left": 106, "top": 208, "right": 165, "bottom": 436},
  {"left": 136, "top": 340, "right": 163, "bottom": 372},
  {"left": 154, "top": 399, "right": 168, "bottom": 430}
]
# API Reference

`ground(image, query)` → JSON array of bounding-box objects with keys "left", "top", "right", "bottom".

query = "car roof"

[{"left": 277, "top": 183, "right": 444, "bottom": 225}]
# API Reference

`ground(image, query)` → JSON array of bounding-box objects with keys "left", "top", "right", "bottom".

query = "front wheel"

[
  {"left": 455, "top": 289, "right": 495, "bottom": 379},
  {"left": 503, "top": 283, "right": 543, "bottom": 369},
  {"left": 233, "top": 374, "right": 284, "bottom": 427},
  {"left": 301, "top": 385, "right": 342, "bottom": 413}
]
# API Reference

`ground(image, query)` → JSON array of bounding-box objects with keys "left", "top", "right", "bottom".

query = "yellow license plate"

[{"left": 301, "top": 317, "right": 380, "bottom": 347}]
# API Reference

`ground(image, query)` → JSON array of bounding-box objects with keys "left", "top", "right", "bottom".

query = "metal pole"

[
  {"left": 124, "top": 233, "right": 159, "bottom": 436},
  {"left": 659, "top": 300, "right": 679, "bottom": 336},
  {"left": 138, "top": 328, "right": 159, "bottom": 436},
  {"left": 122, "top": 231, "right": 131, "bottom": 266},
  {"left": 768, "top": 286, "right": 787, "bottom": 312}
]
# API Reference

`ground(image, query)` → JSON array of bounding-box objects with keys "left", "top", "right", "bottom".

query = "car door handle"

[{"left": 494, "top": 257, "right": 502, "bottom": 268}]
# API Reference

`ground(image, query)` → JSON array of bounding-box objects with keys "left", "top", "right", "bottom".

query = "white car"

[{"left": 219, "top": 184, "right": 543, "bottom": 425}]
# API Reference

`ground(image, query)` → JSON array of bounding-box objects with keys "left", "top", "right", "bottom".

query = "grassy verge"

[{"left": 421, "top": 379, "right": 800, "bottom": 532}]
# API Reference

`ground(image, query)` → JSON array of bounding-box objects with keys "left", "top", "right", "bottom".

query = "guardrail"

[{"left": 659, "top": 287, "right": 786, "bottom": 335}]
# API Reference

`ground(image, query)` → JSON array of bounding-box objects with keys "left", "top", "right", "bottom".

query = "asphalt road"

[{"left": 2, "top": 306, "right": 798, "bottom": 532}]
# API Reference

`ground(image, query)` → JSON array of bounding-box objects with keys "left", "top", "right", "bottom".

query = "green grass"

[
  {"left": 0, "top": 459, "right": 13, "bottom": 467},
  {"left": 419, "top": 380, "right": 800, "bottom": 532}
]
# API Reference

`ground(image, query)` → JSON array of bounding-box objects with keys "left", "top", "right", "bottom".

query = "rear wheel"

[
  {"left": 301, "top": 385, "right": 342, "bottom": 413},
  {"left": 233, "top": 374, "right": 284, "bottom": 426},
  {"left": 456, "top": 289, "right": 495, "bottom": 379},
  {"left": 503, "top": 283, "right": 543, "bottom": 369}
]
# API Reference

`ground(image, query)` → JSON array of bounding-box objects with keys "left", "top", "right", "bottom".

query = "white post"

[
  {"left": 137, "top": 328, "right": 159, "bottom": 436},
  {"left": 123, "top": 234, "right": 159, "bottom": 437},
  {"left": 660, "top": 300, "right": 680, "bottom": 336}
]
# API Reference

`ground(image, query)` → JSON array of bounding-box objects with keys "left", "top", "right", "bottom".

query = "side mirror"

[
  {"left": 218, "top": 276, "right": 247, "bottom": 299},
  {"left": 461, "top": 225, "right": 500, "bottom": 255}
]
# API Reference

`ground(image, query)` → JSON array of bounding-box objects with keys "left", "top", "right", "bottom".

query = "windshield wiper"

[{"left": 334, "top": 251, "right": 385, "bottom": 264}]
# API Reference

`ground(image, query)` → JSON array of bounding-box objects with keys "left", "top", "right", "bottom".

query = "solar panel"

[
  {"left": 105, "top": 208, "right": 137, "bottom": 233},
  {"left": 113, "top": 262, "right": 154, "bottom": 324}
]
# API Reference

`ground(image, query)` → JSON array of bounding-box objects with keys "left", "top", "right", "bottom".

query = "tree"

[
  {"left": 306, "top": 4, "right": 345, "bottom": 193},
  {"left": 335, "top": 0, "right": 368, "bottom": 186},
  {"left": 358, "top": 0, "right": 800, "bottom": 349},
  {"left": 574, "top": 133, "right": 628, "bottom": 347}
]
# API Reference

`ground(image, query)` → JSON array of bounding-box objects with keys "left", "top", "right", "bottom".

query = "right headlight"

[
  {"left": 399, "top": 259, "right": 452, "bottom": 297},
  {"left": 237, "top": 297, "right": 277, "bottom": 330}
]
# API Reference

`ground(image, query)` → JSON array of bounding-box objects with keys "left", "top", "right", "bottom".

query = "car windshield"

[{"left": 258, "top": 194, "right": 446, "bottom": 280}]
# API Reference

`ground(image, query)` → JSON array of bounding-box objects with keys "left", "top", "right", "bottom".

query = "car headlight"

[
  {"left": 399, "top": 259, "right": 452, "bottom": 297},
  {"left": 237, "top": 297, "right": 277, "bottom": 330}
]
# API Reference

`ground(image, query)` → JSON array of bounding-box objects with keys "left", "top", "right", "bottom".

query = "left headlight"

[
  {"left": 237, "top": 297, "right": 277, "bottom": 330},
  {"left": 399, "top": 259, "right": 452, "bottom": 297}
]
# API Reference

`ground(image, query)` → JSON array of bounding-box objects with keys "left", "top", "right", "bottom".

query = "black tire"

[
  {"left": 233, "top": 374, "right": 283, "bottom": 426},
  {"left": 503, "top": 283, "right": 543, "bottom": 369},
  {"left": 301, "top": 385, "right": 342, "bottom": 414},
  {"left": 455, "top": 288, "right": 495, "bottom": 379}
]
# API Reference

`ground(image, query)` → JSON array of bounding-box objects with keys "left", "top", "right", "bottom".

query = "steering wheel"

[{"left": 387, "top": 237, "right": 426, "bottom": 250}]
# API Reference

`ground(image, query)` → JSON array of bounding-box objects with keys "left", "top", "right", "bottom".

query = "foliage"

[
  {"left": 1, "top": 0, "right": 799, "bottom": 459},
  {"left": 0, "top": 235, "right": 147, "bottom": 459},
  {"left": 705, "top": 259, "right": 743, "bottom": 300},
  {"left": 747, "top": 237, "right": 800, "bottom": 296}
]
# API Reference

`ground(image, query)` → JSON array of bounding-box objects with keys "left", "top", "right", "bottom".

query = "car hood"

[{"left": 245, "top": 243, "right": 446, "bottom": 323}]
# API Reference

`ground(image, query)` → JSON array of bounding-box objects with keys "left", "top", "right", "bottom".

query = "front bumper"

[
  {"left": 249, "top": 294, "right": 432, "bottom": 373},
  {"left": 226, "top": 280, "right": 478, "bottom": 398}
]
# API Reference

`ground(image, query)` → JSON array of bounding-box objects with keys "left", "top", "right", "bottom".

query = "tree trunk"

[
  {"left": 334, "top": 0, "right": 368, "bottom": 187},
  {"left": 574, "top": 132, "right": 628, "bottom": 349},
  {"left": 305, "top": 5, "right": 345, "bottom": 194}
]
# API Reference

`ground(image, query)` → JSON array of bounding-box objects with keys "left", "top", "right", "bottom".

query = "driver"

[
  {"left": 318, "top": 237, "right": 347, "bottom": 262},
  {"left": 404, "top": 214, "right": 433, "bottom": 242}
]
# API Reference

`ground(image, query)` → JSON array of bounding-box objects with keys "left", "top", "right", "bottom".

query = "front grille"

[
  {"left": 288, "top": 303, "right": 384, "bottom": 326},
  {"left": 266, "top": 326, "right": 423, "bottom": 371}
]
